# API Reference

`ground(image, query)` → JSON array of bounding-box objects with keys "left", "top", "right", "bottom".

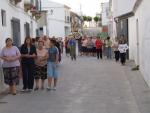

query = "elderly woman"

[
  {"left": 34, "top": 40, "right": 48, "bottom": 90},
  {"left": 0, "top": 38, "right": 21, "bottom": 95}
]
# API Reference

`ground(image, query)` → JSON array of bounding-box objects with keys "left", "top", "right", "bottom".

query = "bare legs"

[
  {"left": 47, "top": 77, "right": 58, "bottom": 90},
  {"left": 34, "top": 79, "right": 45, "bottom": 90},
  {"left": 10, "top": 84, "right": 16, "bottom": 95}
]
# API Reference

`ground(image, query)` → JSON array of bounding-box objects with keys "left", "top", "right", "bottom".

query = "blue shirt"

[
  {"left": 48, "top": 47, "right": 58, "bottom": 62},
  {"left": 69, "top": 39, "right": 76, "bottom": 46}
]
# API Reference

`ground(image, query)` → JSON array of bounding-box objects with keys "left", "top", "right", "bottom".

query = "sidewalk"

[
  {"left": 0, "top": 61, "right": 8, "bottom": 95},
  {"left": 124, "top": 60, "right": 150, "bottom": 113}
]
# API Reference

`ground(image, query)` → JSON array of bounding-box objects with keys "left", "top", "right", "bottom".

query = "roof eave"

[
  {"left": 133, "top": 0, "right": 143, "bottom": 13},
  {"left": 114, "top": 12, "right": 134, "bottom": 22}
]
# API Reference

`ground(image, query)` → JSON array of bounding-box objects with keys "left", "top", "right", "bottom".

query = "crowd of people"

[
  {"left": 65, "top": 35, "right": 129, "bottom": 65},
  {"left": 0, "top": 36, "right": 63, "bottom": 95},
  {"left": 0, "top": 35, "right": 128, "bottom": 95}
]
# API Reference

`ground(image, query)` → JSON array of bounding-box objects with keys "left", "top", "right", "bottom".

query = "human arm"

[
  {"left": 55, "top": 48, "right": 59, "bottom": 64},
  {"left": 20, "top": 45, "right": 29, "bottom": 58},
  {"left": 0, "top": 46, "right": 21, "bottom": 61},
  {"left": 39, "top": 50, "right": 49, "bottom": 62},
  {"left": 9, "top": 47, "right": 21, "bottom": 61},
  {"left": 27, "top": 46, "right": 37, "bottom": 58},
  {"left": 125, "top": 44, "right": 129, "bottom": 50}
]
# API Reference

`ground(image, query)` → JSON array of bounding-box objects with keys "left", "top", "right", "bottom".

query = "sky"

[{"left": 50, "top": 0, "right": 109, "bottom": 17}]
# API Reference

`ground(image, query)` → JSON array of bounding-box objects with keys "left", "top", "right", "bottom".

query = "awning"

[
  {"left": 114, "top": 12, "right": 134, "bottom": 22},
  {"left": 114, "top": 0, "right": 143, "bottom": 22}
]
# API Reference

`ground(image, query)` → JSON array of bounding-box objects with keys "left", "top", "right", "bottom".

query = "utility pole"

[{"left": 80, "top": 4, "right": 84, "bottom": 35}]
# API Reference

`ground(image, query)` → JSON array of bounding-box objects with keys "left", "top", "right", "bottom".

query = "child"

[
  {"left": 118, "top": 40, "right": 128, "bottom": 65},
  {"left": 47, "top": 39, "right": 59, "bottom": 90}
]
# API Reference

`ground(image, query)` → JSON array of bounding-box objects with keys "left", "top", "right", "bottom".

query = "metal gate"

[
  {"left": 24, "top": 22, "right": 30, "bottom": 37},
  {"left": 11, "top": 18, "right": 21, "bottom": 47}
]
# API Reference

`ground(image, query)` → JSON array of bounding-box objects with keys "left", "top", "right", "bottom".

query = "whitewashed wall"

[
  {"left": 129, "top": 0, "right": 150, "bottom": 86},
  {"left": 128, "top": 17, "right": 137, "bottom": 62},
  {"left": 101, "top": 2, "right": 109, "bottom": 26},
  {"left": 0, "top": 0, "right": 38, "bottom": 49},
  {"left": 42, "top": 0, "right": 71, "bottom": 38},
  {"left": 112, "top": 0, "right": 136, "bottom": 17}
]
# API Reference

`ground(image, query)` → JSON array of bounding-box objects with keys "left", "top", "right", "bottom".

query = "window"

[
  {"left": 1, "top": 10, "right": 6, "bottom": 26},
  {"left": 67, "top": 16, "right": 70, "bottom": 23},
  {"left": 31, "top": 0, "right": 34, "bottom": 5}
]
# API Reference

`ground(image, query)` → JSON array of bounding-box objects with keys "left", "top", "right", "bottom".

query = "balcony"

[
  {"left": 24, "top": 0, "right": 33, "bottom": 12},
  {"left": 10, "top": 0, "right": 22, "bottom": 5}
]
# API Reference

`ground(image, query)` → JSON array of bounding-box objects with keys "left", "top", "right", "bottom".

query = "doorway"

[
  {"left": 11, "top": 18, "right": 21, "bottom": 47},
  {"left": 24, "top": 22, "right": 30, "bottom": 37}
]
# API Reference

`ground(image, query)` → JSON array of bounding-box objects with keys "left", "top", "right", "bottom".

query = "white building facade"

[
  {"left": 41, "top": 0, "right": 71, "bottom": 38},
  {"left": 101, "top": 2, "right": 109, "bottom": 26},
  {"left": 128, "top": 0, "right": 150, "bottom": 86},
  {"left": 112, "top": 0, "right": 150, "bottom": 87},
  {"left": 37, "top": 10, "right": 48, "bottom": 37},
  {"left": 110, "top": 0, "right": 136, "bottom": 39},
  {"left": 0, "top": 0, "right": 41, "bottom": 91},
  {"left": 0, "top": 0, "right": 40, "bottom": 48}
]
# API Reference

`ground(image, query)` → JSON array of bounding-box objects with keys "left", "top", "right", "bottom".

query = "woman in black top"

[{"left": 20, "top": 37, "right": 37, "bottom": 92}]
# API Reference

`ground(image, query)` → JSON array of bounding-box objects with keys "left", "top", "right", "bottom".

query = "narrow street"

[{"left": 0, "top": 56, "right": 150, "bottom": 113}]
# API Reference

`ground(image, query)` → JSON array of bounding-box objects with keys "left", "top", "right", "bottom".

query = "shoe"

[
  {"left": 12, "top": 93, "right": 16, "bottom": 95},
  {"left": 47, "top": 87, "right": 51, "bottom": 91},
  {"left": 28, "top": 89, "right": 33, "bottom": 92},
  {"left": 53, "top": 87, "right": 56, "bottom": 91},
  {"left": 34, "top": 87, "right": 39, "bottom": 91},
  {"left": 21, "top": 89, "right": 27, "bottom": 92}
]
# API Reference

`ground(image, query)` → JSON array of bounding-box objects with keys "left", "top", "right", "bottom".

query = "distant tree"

[
  {"left": 83, "top": 16, "right": 87, "bottom": 21},
  {"left": 87, "top": 16, "right": 92, "bottom": 22},
  {"left": 94, "top": 16, "right": 100, "bottom": 27},
  {"left": 94, "top": 16, "right": 99, "bottom": 22},
  {"left": 87, "top": 16, "right": 92, "bottom": 27}
]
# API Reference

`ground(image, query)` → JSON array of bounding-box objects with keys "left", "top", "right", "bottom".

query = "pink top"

[
  {"left": 43, "top": 39, "right": 50, "bottom": 49},
  {"left": 0, "top": 46, "right": 21, "bottom": 68},
  {"left": 35, "top": 48, "right": 48, "bottom": 66},
  {"left": 82, "top": 39, "right": 88, "bottom": 47}
]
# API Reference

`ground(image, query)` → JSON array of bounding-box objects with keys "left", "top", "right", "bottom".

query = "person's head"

[
  {"left": 49, "top": 39, "right": 56, "bottom": 47},
  {"left": 70, "top": 36, "right": 74, "bottom": 40},
  {"left": 88, "top": 37, "right": 92, "bottom": 41},
  {"left": 35, "top": 37, "right": 40, "bottom": 42},
  {"left": 32, "top": 38, "right": 35, "bottom": 44},
  {"left": 119, "top": 39, "right": 124, "bottom": 44},
  {"left": 24, "top": 37, "right": 32, "bottom": 46},
  {"left": 43, "top": 35, "right": 47, "bottom": 41},
  {"left": 38, "top": 40, "right": 44, "bottom": 49},
  {"left": 120, "top": 34, "right": 124, "bottom": 38},
  {"left": 52, "top": 36, "right": 56, "bottom": 39},
  {"left": 5, "top": 38, "right": 13, "bottom": 47},
  {"left": 97, "top": 36, "right": 100, "bottom": 39},
  {"left": 65, "top": 37, "right": 68, "bottom": 40},
  {"left": 107, "top": 36, "right": 110, "bottom": 40}
]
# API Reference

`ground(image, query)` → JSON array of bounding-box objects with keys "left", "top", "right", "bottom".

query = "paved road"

[{"left": 0, "top": 56, "right": 150, "bottom": 113}]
